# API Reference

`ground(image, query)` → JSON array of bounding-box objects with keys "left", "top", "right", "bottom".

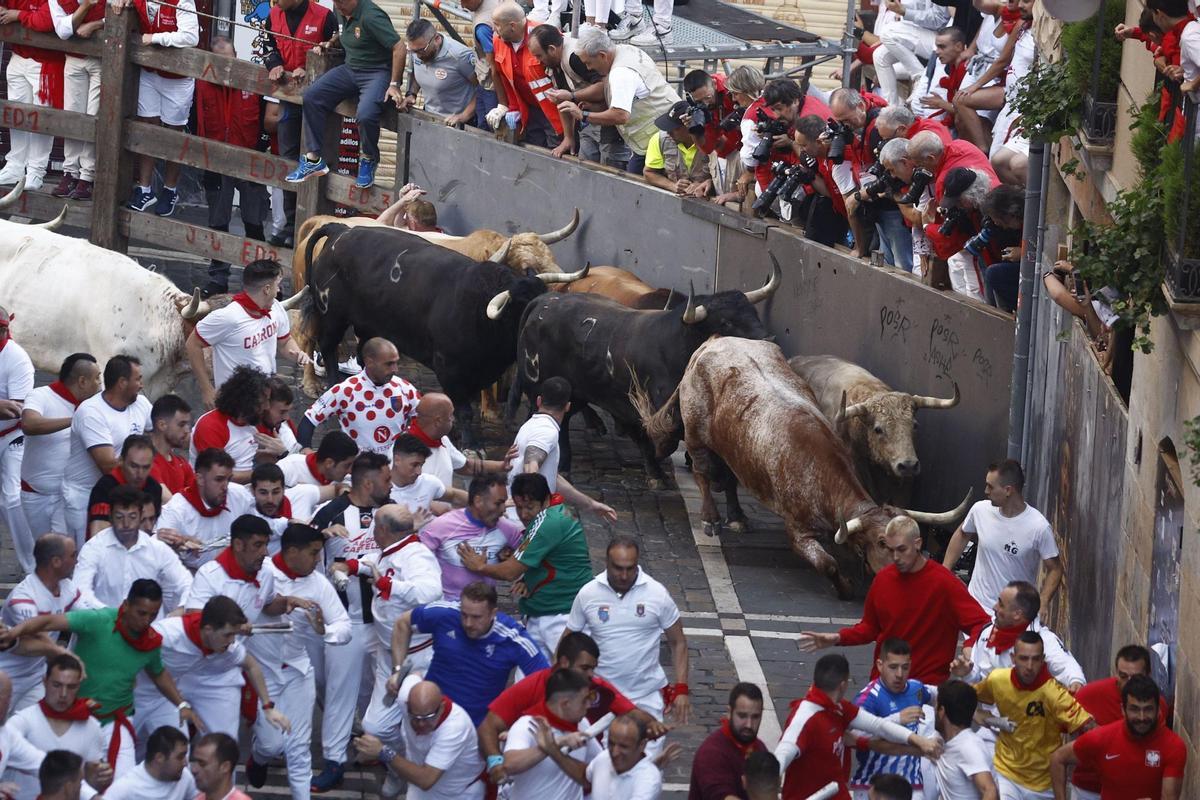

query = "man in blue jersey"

[
  {"left": 385, "top": 580, "right": 549, "bottom": 725},
  {"left": 850, "top": 638, "right": 934, "bottom": 798}
]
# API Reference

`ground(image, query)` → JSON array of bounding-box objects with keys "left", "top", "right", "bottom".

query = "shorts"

[
  {"left": 997, "top": 774, "right": 1053, "bottom": 800},
  {"left": 137, "top": 70, "right": 195, "bottom": 126}
]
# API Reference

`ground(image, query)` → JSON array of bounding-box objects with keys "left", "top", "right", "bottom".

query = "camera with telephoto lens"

[
  {"left": 752, "top": 155, "right": 818, "bottom": 216},
  {"left": 897, "top": 167, "right": 934, "bottom": 205},
  {"left": 825, "top": 119, "right": 855, "bottom": 165},
  {"left": 938, "top": 206, "right": 972, "bottom": 236},
  {"left": 751, "top": 109, "right": 791, "bottom": 162},
  {"left": 684, "top": 95, "right": 710, "bottom": 136},
  {"left": 858, "top": 161, "right": 903, "bottom": 202},
  {"left": 963, "top": 216, "right": 998, "bottom": 257},
  {"left": 719, "top": 105, "right": 745, "bottom": 132}
]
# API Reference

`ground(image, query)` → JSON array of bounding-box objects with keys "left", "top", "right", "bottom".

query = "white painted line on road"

[
  {"left": 664, "top": 783, "right": 690, "bottom": 792},
  {"left": 745, "top": 613, "right": 832, "bottom": 624},
  {"left": 683, "top": 626, "right": 726, "bottom": 638},
  {"left": 725, "top": 635, "right": 783, "bottom": 748},
  {"left": 680, "top": 611, "right": 720, "bottom": 619}
]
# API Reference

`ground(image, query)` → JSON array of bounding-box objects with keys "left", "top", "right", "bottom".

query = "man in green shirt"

[
  {"left": 0, "top": 578, "right": 201, "bottom": 779},
  {"left": 286, "top": 0, "right": 407, "bottom": 189},
  {"left": 457, "top": 472, "right": 593, "bottom": 660}
]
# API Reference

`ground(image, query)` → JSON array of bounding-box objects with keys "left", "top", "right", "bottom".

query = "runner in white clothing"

[
  {"left": 503, "top": 669, "right": 602, "bottom": 800},
  {"left": 0, "top": 310, "right": 38, "bottom": 572},
  {"left": 278, "top": 431, "right": 357, "bottom": 488},
  {"left": 182, "top": 515, "right": 279, "bottom": 619},
  {"left": 391, "top": 434, "right": 467, "bottom": 519},
  {"left": 933, "top": 681, "right": 999, "bottom": 799},
  {"left": 247, "top": 463, "right": 337, "bottom": 552},
  {"left": 101, "top": 726, "right": 197, "bottom": 800},
  {"left": 586, "top": 714, "right": 664, "bottom": 800},
  {"left": 410, "top": 393, "right": 512, "bottom": 488},
  {"left": 20, "top": 354, "right": 102, "bottom": 558},
  {"left": 0, "top": 672, "right": 46, "bottom": 793},
  {"left": 156, "top": 449, "right": 254, "bottom": 568}
]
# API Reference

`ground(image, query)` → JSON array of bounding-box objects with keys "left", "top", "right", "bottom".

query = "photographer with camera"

[
  {"left": 921, "top": 166, "right": 999, "bottom": 301},
  {"left": 642, "top": 101, "right": 715, "bottom": 199},
  {"left": 741, "top": 79, "right": 830, "bottom": 221},
  {"left": 786, "top": 115, "right": 856, "bottom": 247},
  {"left": 876, "top": 104, "right": 951, "bottom": 145},
  {"left": 974, "top": 184, "right": 1025, "bottom": 311},
  {"left": 681, "top": 69, "right": 745, "bottom": 201},
  {"left": 878, "top": 136, "right": 934, "bottom": 278}
]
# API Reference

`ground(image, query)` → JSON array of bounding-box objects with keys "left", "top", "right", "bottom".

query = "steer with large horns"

[
  {"left": 0, "top": 217, "right": 214, "bottom": 396},
  {"left": 636, "top": 337, "right": 971, "bottom": 598},
  {"left": 297, "top": 222, "right": 589, "bottom": 444},
  {"left": 789, "top": 355, "right": 960, "bottom": 507},
  {"left": 515, "top": 257, "right": 781, "bottom": 485},
  {"left": 0, "top": 179, "right": 68, "bottom": 231}
]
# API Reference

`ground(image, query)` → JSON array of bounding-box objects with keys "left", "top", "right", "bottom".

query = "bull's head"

[
  {"left": 677, "top": 255, "right": 781, "bottom": 336},
  {"left": 487, "top": 209, "right": 581, "bottom": 275},
  {"left": 835, "top": 488, "right": 974, "bottom": 573},
  {"left": 486, "top": 263, "right": 592, "bottom": 319},
  {"left": 836, "top": 384, "right": 960, "bottom": 478},
  {"left": 0, "top": 179, "right": 68, "bottom": 230}
]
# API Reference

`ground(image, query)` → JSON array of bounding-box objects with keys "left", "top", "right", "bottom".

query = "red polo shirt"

[{"left": 1072, "top": 720, "right": 1187, "bottom": 800}]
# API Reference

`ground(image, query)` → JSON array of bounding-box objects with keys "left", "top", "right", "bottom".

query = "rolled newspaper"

[
  {"left": 249, "top": 622, "right": 293, "bottom": 634},
  {"left": 805, "top": 783, "right": 840, "bottom": 800}
]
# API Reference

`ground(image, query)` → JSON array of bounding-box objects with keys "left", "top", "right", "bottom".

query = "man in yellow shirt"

[
  {"left": 974, "top": 631, "right": 1094, "bottom": 799},
  {"left": 643, "top": 101, "right": 714, "bottom": 199}
]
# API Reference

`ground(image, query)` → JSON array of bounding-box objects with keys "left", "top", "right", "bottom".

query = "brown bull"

[
  {"left": 556, "top": 266, "right": 679, "bottom": 309},
  {"left": 637, "top": 337, "right": 970, "bottom": 598}
]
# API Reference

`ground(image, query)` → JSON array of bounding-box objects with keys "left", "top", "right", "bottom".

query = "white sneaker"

[
  {"left": 312, "top": 351, "right": 327, "bottom": 378},
  {"left": 630, "top": 22, "right": 672, "bottom": 45},
  {"left": 610, "top": 13, "right": 646, "bottom": 40},
  {"left": 338, "top": 356, "right": 362, "bottom": 375},
  {"left": 23, "top": 174, "right": 43, "bottom": 192},
  {"left": 0, "top": 166, "right": 23, "bottom": 185}
]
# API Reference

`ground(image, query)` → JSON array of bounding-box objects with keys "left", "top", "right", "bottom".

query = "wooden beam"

[
  {"left": 333, "top": 99, "right": 399, "bottom": 132},
  {"left": 120, "top": 210, "right": 295, "bottom": 267},
  {"left": 0, "top": 190, "right": 90, "bottom": 230},
  {"left": 323, "top": 173, "right": 401, "bottom": 216},
  {"left": 0, "top": 98, "right": 96, "bottom": 142},
  {"left": 0, "top": 24, "right": 102, "bottom": 58},
  {"left": 90, "top": 10, "right": 139, "bottom": 251},
  {"left": 129, "top": 43, "right": 305, "bottom": 105},
  {"left": 125, "top": 121, "right": 297, "bottom": 189}
]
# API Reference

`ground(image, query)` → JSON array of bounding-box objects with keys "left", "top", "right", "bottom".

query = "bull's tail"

[
  {"left": 303, "top": 222, "right": 350, "bottom": 307},
  {"left": 629, "top": 368, "right": 683, "bottom": 457}
]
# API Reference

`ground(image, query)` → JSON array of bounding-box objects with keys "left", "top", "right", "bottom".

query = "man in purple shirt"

[{"left": 418, "top": 474, "right": 523, "bottom": 600}]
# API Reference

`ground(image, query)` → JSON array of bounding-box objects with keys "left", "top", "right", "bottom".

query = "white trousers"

[
  {"left": 997, "top": 774, "right": 1053, "bottom": 800},
  {"left": 62, "top": 483, "right": 89, "bottom": 549},
  {"left": 363, "top": 645, "right": 433, "bottom": 744},
  {"left": 2, "top": 55, "right": 54, "bottom": 181},
  {"left": 0, "top": 433, "right": 34, "bottom": 573},
  {"left": 21, "top": 487, "right": 66, "bottom": 541},
  {"left": 253, "top": 667, "right": 315, "bottom": 800},
  {"left": 624, "top": 0, "right": 673, "bottom": 27},
  {"left": 100, "top": 714, "right": 138, "bottom": 780},
  {"left": 873, "top": 28, "right": 933, "bottom": 106},
  {"left": 629, "top": 688, "right": 666, "bottom": 758},
  {"left": 948, "top": 250, "right": 985, "bottom": 302},
  {"left": 135, "top": 679, "right": 242, "bottom": 745},
  {"left": 523, "top": 613, "right": 569, "bottom": 663},
  {"left": 63, "top": 55, "right": 102, "bottom": 181},
  {"left": 309, "top": 620, "right": 374, "bottom": 763}
]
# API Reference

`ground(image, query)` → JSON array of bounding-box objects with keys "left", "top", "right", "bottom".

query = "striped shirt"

[{"left": 850, "top": 678, "right": 934, "bottom": 789}]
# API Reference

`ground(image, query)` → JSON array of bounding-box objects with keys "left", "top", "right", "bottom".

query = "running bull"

[
  {"left": 515, "top": 257, "right": 780, "bottom": 486},
  {"left": 789, "top": 355, "right": 960, "bottom": 507},
  {"left": 297, "top": 223, "right": 589, "bottom": 443},
  {"left": 556, "top": 265, "right": 681, "bottom": 310},
  {"left": 636, "top": 337, "right": 970, "bottom": 598}
]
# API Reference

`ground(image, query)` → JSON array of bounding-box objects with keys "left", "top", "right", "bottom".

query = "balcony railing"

[
  {"left": 1165, "top": 98, "right": 1200, "bottom": 302},
  {"left": 1082, "top": 94, "right": 1117, "bottom": 145}
]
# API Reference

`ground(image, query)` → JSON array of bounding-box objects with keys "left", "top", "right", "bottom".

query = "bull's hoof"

[
  {"left": 726, "top": 518, "right": 749, "bottom": 534},
  {"left": 701, "top": 520, "right": 722, "bottom": 537},
  {"left": 480, "top": 407, "right": 503, "bottom": 424},
  {"left": 647, "top": 477, "right": 664, "bottom": 491}
]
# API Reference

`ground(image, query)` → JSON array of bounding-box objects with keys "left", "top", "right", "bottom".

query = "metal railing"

[{"left": 1166, "top": 97, "right": 1200, "bottom": 301}]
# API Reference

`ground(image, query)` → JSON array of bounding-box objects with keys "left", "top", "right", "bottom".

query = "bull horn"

[
  {"left": 901, "top": 487, "right": 974, "bottom": 527},
  {"left": 681, "top": 282, "right": 708, "bottom": 324},
  {"left": 744, "top": 253, "right": 783, "bottom": 305},
  {"left": 281, "top": 287, "right": 308, "bottom": 310},
  {"left": 179, "top": 288, "right": 213, "bottom": 320},
  {"left": 913, "top": 382, "right": 961, "bottom": 410},
  {"left": 31, "top": 204, "right": 68, "bottom": 230},
  {"left": 486, "top": 290, "right": 512, "bottom": 319},
  {"left": 836, "top": 393, "right": 870, "bottom": 424},
  {"left": 834, "top": 514, "right": 866, "bottom": 544},
  {"left": 537, "top": 262, "right": 591, "bottom": 285},
  {"left": 488, "top": 238, "right": 512, "bottom": 264},
  {"left": 0, "top": 178, "right": 26, "bottom": 210},
  {"left": 537, "top": 208, "right": 580, "bottom": 244}
]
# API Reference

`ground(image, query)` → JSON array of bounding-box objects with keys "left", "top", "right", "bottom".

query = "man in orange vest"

[{"left": 488, "top": 0, "right": 562, "bottom": 148}]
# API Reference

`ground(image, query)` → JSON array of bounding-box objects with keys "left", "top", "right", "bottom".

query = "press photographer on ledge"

[{"left": 741, "top": 79, "right": 830, "bottom": 223}]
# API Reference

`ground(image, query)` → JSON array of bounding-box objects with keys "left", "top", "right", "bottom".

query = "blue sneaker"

[
  {"left": 286, "top": 155, "right": 329, "bottom": 183},
  {"left": 154, "top": 186, "right": 178, "bottom": 217},
  {"left": 311, "top": 759, "right": 345, "bottom": 793},
  {"left": 356, "top": 157, "right": 377, "bottom": 188},
  {"left": 127, "top": 186, "right": 156, "bottom": 211}
]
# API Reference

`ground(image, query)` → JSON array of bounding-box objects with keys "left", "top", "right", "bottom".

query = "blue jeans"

[
  {"left": 627, "top": 152, "right": 646, "bottom": 175},
  {"left": 301, "top": 64, "right": 391, "bottom": 161},
  {"left": 985, "top": 260, "right": 1020, "bottom": 311},
  {"left": 875, "top": 207, "right": 914, "bottom": 273},
  {"left": 473, "top": 88, "right": 498, "bottom": 130}
]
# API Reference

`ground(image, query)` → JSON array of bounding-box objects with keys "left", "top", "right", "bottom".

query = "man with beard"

[
  {"left": 85, "top": 435, "right": 165, "bottom": 539},
  {"left": 147, "top": 395, "right": 194, "bottom": 495},
  {"left": 189, "top": 366, "right": 270, "bottom": 483},
  {"left": 247, "top": 463, "right": 339, "bottom": 552},
  {"left": 156, "top": 449, "right": 254, "bottom": 568},
  {"left": 688, "top": 683, "right": 767, "bottom": 800}
]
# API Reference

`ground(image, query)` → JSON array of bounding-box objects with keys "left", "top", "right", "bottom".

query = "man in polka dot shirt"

[{"left": 298, "top": 338, "right": 420, "bottom": 456}]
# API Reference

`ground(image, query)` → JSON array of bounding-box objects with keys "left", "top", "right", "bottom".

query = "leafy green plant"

[
  {"left": 1130, "top": 91, "right": 1168, "bottom": 176},
  {"left": 1010, "top": 62, "right": 1080, "bottom": 142},
  {"left": 1061, "top": 0, "right": 1125, "bottom": 102},
  {"left": 1184, "top": 416, "right": 1200, "bottom": 485},
  {"left": 1157, "top": 141, "right": 1200, "bottom": 258}
]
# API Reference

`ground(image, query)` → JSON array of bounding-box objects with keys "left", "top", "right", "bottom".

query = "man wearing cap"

[{"left": 642, "top": 101, "right": 715, "bottom": 199}]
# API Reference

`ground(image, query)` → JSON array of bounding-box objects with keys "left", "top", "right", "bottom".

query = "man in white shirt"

[
  {"left": 391, "top": 434, "right": 467, "bottom": 519},
  {"left": 354, "top": 679, "right": 485, "bottom": 800},
  {"left": 246, "top": 523, "right": 352, "bottom": 800},
  {"left": 564, "top": 536, "right": 690, "bottom": 730},
  {"left": 933, "top": 681, "right": 998, "bottom": 799},
  {"left": 0, "top": 307, "right": 36, "bottom": 573},
  {"left": 0, "top": 534, "right": 89, "bottom": 713},
  {"left": 5, "top": 653, "right": 111, "bottom": 799},
  {"left": 587, "top": 714, "right": 663, "bottom": 800},
  {"left": 411, "top": 392, "right": 511, "bottom": 487},
  {"left": 182, "top": 515, "right": 277, "bottom": 619},
  {"left": 0, "top": 673, "right": 46, "bottom": 795},
  {"left": 31, "top": 750, "right": 88, "bottom": 800},
  {"left": 298, "top": 337, "right": 419, "bottom": 457},
  {"left": 942, "top": 460, "right": 1063, "bottom": 613},
  {"left": 504, "top": 668, "right": 602, "bottom": 800},
  {"left": 20, "top": 353, "right": 102, "bottom": 561},
  {"left": 101, "top": 726, "right": 196, "bottom": 800},
  {"left": 74, "top": 486, "right": 193, "bottom": 612},
  {"left": 156, "top": 448, "right": 254, "bottom": 568},
  {"left": 186, "top": 259, "right": 310, "bottom": 409},
  {"left": 279, "top": 430, "right": 358, "bottom": 488},
  {"left": 188, "top": 365, "right": 270, "bottom": 482},
  {"left": 62, "top": 355, "right": 153, "bottom": 546},
  {"left": 248, "top": 463, "right": 336, "bottom": 551}
]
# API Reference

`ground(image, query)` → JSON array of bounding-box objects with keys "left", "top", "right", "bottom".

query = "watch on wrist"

[
  {"left": 177, "top": 701, "right": 192, "bottom": 712},
  {"left": 581, "top": 110, "right": 590, "bottom": 123},
  {"left": 380, "top": 744, "right": 398, "bottom": 763}
]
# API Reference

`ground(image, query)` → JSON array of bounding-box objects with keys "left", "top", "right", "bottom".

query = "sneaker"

[
  {"left": 311, "top": 759, "right": 345, "bottom": 793},
  {"left": 355, "top": 158, "right": 377, "bottom": 189},
  {"left": 127, "top": 186, "right": 156, "bottom": 211},
  {"left": 0, "top": 165, "right": 23, "bottom": 185},
  {"left": 286, "top": 155, "right": 329, "bottom": 183},
  {"left": 313, "top": 351, "right": 327, "bottom": 378},
  {"left": 610, "top": 12, "right": 646, "bottom": 39},
  {"left": 154, "top": 186, "right": 178, "bottom": 217},
  {"left": 245, "top": 755, "right": 268, "bottom": 788},
  {"left": 269, "top": 232, "right": 295, "bottom": 248},
  {"left": 51, "top": 175, "right": 77, "bottom": 198},
  {"left": 630, "top": 22, "right": 672, "bottom": 45},
  {"left": 67, "top": 180, "right": 92, "bottom": 202},
  {"left": 338, "top": 356, "right": 361, "bottom": 375},
  {"left": 23, "top": 174, "right": 43, "bottom": 192}
]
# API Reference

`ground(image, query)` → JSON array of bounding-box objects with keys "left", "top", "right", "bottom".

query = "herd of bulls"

[{"left": 0, "top": 182, "right": 967, "bottom": 596}]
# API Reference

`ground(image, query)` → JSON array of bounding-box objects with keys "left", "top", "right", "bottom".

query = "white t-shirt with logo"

[
  {"left": 390, "top": 474, "right": 446, "bottom": 513},
  {"left": 507, "top": 413, "right": 561, "bottom": 493},
  {"left": 934, "top": 728, "right": 992, "bottom": 799},
  {"left": 962, "top": 500, "right": 1058, "bottom": 611},
  {"left": 20, "top": 384, "right": 78, "bottom": 493},
  {"left": 505, "top": 714, "right": 600, "bottom": 800},
  {"left": 63, "top": 393, "right": 153, "bottom": 492},
  {"left": 194, "top": 298, "right": 291, "bottom": 387}
]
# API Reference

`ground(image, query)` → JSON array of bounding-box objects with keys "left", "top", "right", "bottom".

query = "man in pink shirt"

[
  {"left": 190, "top": 732, "right": 251, "bottom": 800},
  {"left": 419, "top": 474, "right": 523, "bottom": 600}
]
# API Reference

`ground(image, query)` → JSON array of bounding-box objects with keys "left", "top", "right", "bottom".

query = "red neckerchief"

[
  {"left": 1011, "top": 663, "right": 1053, "bottom": 691},
  {"left": 215, "top": 547, "right": 260, "bottom": 586},
  {"left": 305, "top": 452, "right": 331, "bottom": 485},
  {"left": 182, "top": 484, "right": 227, "bottom": 518},
  {"left": 719, "top": 718, "right": 759, "bottom": 757},
  {"left": 528, "top": 700, "right": 579, "bottom": 733},
  {"left": 256, "top": 422, "right": 279, "bottom": 436},
  {"left": 409, "top": 420, "right": 442, "bottom": 448},
  {"left": 49, "top": 381, "right": 80, "bottom": 407},
  {"left": 110, "top": 467, "right": 127, "bottom": 485},
  {"left": 986, "top": 621, "right": 1030, "bottom": 654},
  {"left": 548, "top": 493, "right": 564, "bottom": 507},
  {"left": 113, "top": 605, "right": 163, "bottom": 652},
  {"left": 381, "top": 534, "right": 421, "bottom": 558},
  {"left": 797, "top": 685, "right": 858, "bottom": 722},
  {"left": 232, "top": 292, "right": 270, "bottom": 319},
  {"left": 939, "top": 60, "right": 968, "bottom": 107},
  {"left": 999, "top": 5, "right": 1022, "bottom": 31},
  {"left": 182, "top": 611, "right": 215, "bottom": 655},
  {"left": 39, "top": 697, "right": 96, "bottom": 722},
  {"left": 261, "top": 495, "right": 293, "bottom": 519},
  {"left": 272, "top": 552, "right": 302, "bottom": 580}
]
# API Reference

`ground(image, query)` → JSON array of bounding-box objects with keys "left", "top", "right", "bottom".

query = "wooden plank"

[
  {"left": 0, "top": 98, "right": 96, "bottom": 142},
  {"left": 129, "top": 43, "right": 305, "bottom": 105},
  {"left": 323, "top": 172, "right": 401, "bottom": 216},
  {"left": 0, "top": 190, "right": 91, "bottom": 230},
  {"left": 125, "top": 121, "right": 297, "bottom": 189},
  {"left": 333, "top": 99, "right": 400, "bottom": 132},
  {"left": 120, "top": 210, "right": 294, "bottom": 268},
  {"left": 0, "top": 24, "right": 103, "bottom": 58},
  {"left": 90, "top": 9, "right": 139, "bottom": 251}
]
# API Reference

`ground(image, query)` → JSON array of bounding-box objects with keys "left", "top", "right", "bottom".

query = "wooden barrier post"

[{"left": 91, "top": 11, "right": 139, "bottom": 251}]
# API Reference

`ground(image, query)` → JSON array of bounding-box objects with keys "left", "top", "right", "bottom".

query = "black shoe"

[
  {"left": 246, "top": 755, "right": 268, "bottom": 788},
  {"left": 269, "top": 232, "right": 294, "bottom": 248}
]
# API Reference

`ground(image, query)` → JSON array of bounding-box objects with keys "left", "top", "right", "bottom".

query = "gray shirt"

[{"left": 409, "top": 35, "right": 478, "bottom": 117}]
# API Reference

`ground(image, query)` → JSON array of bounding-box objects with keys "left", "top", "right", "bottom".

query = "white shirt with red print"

[
  {"left": 193, "top": 293, "right": 291, "bottom": 388},
  {"left": 190, "top": 409, "right": 258, "bottom": 470},
  {"left": 303, "top": 372, "right": 419, "bottom": 455}
]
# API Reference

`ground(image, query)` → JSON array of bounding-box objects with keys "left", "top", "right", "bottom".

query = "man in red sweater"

[{"left": 800, "top": 516, "right": 989, "bottom": 684}]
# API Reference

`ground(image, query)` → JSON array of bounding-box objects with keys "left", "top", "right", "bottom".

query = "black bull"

[
  {"left": 511, "top": 258, "right": 782, "bottom": 484},
  {"left": 299, "top": 223, "right": 588, "bottom": 441}
]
